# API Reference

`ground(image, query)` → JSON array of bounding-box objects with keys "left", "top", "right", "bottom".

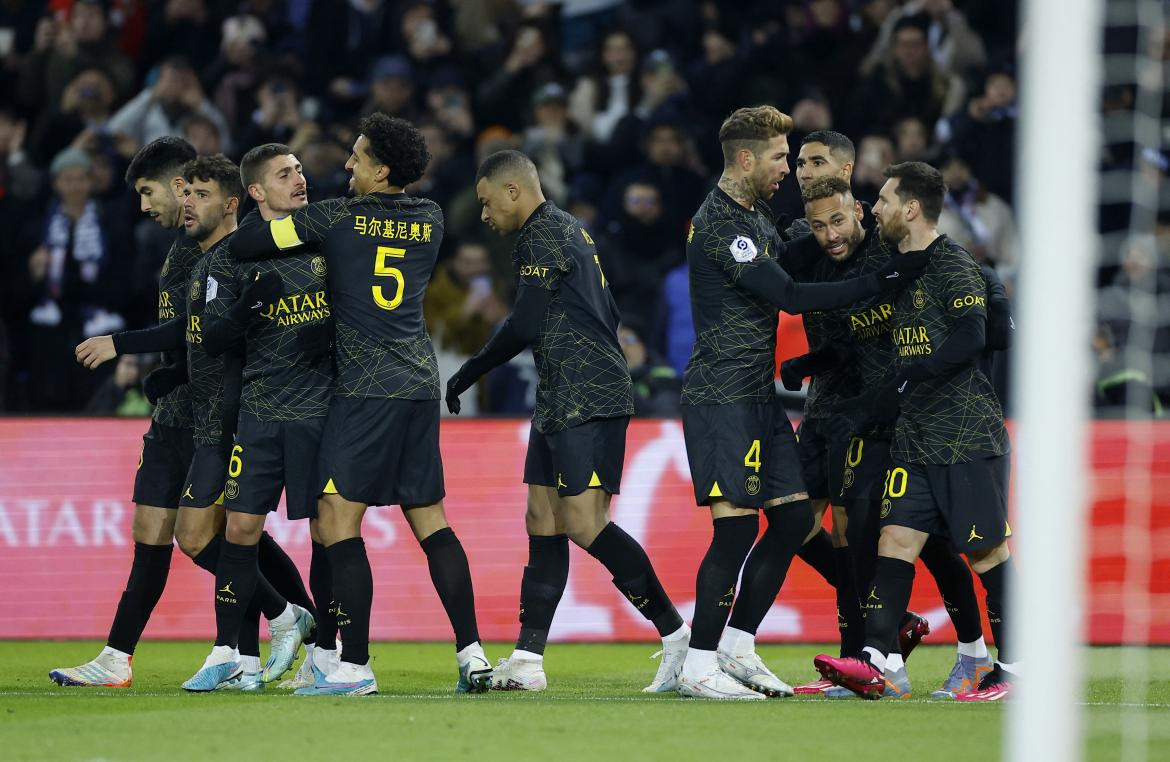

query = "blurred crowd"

[{"left": 0, "top": 0, "right": 1160, "bottom": 417}]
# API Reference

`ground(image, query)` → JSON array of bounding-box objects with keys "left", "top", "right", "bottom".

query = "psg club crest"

[
  {"left": 880, "top": 498, "right": 892, "bottom": 518},
  {"left": 311, "top": 256, "right": 327, "bottom": 277},
  {"left": 913, "top": 288, "right": 927, "bottom": 309},
  {"left": 189, "top": 278, "right": 201, "bottom": 302},
  {"left": 745, "top": 474, "right": 761, "bottom": 496}
]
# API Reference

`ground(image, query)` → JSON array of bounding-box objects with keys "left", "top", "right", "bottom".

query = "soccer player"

[
  {"left": 49, "top": 137, "right": 200, "bottom": 688},
  {"left": 182, "top": 144, "right": 334, "bottom": 691},
  {"left": 678, "top": 107, "right": 926, "bottom": 699},
  {"left": 228, "top": 114, "right": 491, "bottom": 696},
  {"left": 813, "top": 162, "right": 1016, "bottom": 702},
  {"left": 445, "top": 150, "right": 688, "bottom": 693},
  {"left": 74, "top": 156, "right": 315, "bottom": 692}
]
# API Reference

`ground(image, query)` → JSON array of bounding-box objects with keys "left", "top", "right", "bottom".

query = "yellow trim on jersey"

[
  {"left": 709, "top": 482, "right": 723, "bottom": 498},
  {"left": 588, "top": 471, "right": 602, "bottom": 488},
  {"left": 323, "top": 478, "right": 339, "bottom": 494},
  {"left": 270, "top": 216, "right": 303, "bottom": 250}
]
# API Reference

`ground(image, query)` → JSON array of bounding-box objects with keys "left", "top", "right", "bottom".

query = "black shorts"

[
  {"left": 878, "top": 455, "right": 1011, "bottom": 554},
  {"left": 318, "top": 396, "right": 444, "bottom": 507},
  {"left": 179, "top": 443, "right": 229, "bottom": 508},
  {"left": 523, "top": 416, "right": 628, "bottom": 497},
  {"left": 681, "top": 400, "right": 806, "bottom": 508},
  {"left": 794, "top": 417, "right": 851, "bottom": 501},
  {"left": 839, "top": 434, "right": 892, "bottom": 506},
  {"left": 131, "top": 420, "right": 195, "bottom": 509},
  {"left": 223, "top": 414, "right": 326, "bottom": 521}
]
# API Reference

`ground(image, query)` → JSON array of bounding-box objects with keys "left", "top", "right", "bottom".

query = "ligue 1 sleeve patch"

[
  {"left": 205, "top": 275, "right": 218, "bottom": 303},
  {"left": 730, "top": 235, "right": 758, "bottom": 262}
]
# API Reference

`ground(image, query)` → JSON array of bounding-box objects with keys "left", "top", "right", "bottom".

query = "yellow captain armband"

[{"left": 270, "top": 215, "right": 303, "bottom": 249}]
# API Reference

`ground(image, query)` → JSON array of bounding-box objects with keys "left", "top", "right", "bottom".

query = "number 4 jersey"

[{"left": 229, "top": 192, "right": 444, "bottom": 400}]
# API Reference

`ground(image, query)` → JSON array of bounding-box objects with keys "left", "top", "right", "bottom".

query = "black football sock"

[
  {"left": 977, "top": 557, "right": 1014, "bottom": 663},
  {"left": 862, "top": 557, "right": 916, "bottom": 658},
  {"left": 920, "top": 536, "right": 983, "bottom": 643},
  {"left": 420, "top": 528, "right": 481, "bottom": 651},
  {"left": 106, "top": 542, "right": 173, "bottom": 654},
  {"left": 845, "top": 498, "right": 880, "bottom": 591},
  {"left": 835, "top": 546, "right": 864, "bottom": 657},
  {"left": 238, "top": 600, "right": 261, "bottom": 659},
  {"left": 310, "top": 541, "right": 337, "bottom": 651},
  {"left": 190, "top": 534, "right": 223, "bottom": 574},
  {"left": 516, "top": 534, "right": 569, "bottom": 655},
  {"left": 214, "top": 540, "right": 259, "bottom": 648},
  {"left": 327, "top": 537, "right": 373, "bottom": 665},
  {"left": 797, "top": 528, "right": 836, "bottom": 587},
  {"left": 259, "top": 531, "right": 317, "bottom": 641},
  {"left": 726, "top": 501, "right": 815, "bottom": 635},
  {"left": 690, "top": 514, "right": 758, "bottom": 650},
  {"left": 585, "top": 522, "right": 683, "bottom": 637}
]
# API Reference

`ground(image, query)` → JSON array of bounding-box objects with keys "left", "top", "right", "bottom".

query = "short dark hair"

[
  {"left": 718, "top": 105, "right": 793, "bottom": 165},
  {"left": 124, "top": 136, "right": 196, "bottom": 186},
  {"left": 883, "top": 161, "right": 946, "bottom": 222},
  {"left": 358, "top": 112, "right": 431, "bottom": 187},
  {"left": 239, "top": 143, "right": 292, "bottom": 189},
  {"left": 801, "top": 175, "right": 853, "bottom": 205},
  {"left": 182, "top": 154, "right": 243, "bottom": 202},
  {"left": 801, "top": 130, "right": 855, "bottom": 163},
  {"left": 475, "top": 149, "right": 538, "bottom": 185}
]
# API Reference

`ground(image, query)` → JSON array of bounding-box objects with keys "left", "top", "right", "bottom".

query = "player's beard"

[
  {"left": 878, "top": 216, "right": 907, "bottom": 247},
  {"left": 827, "top": 222, "right": 865, "bottom": 262},
  {"left": 751, "top": 166, "right": 778, "bottom": 201},
  {"left": 185, "top": 213, "right": 219, "bottom": 242}
]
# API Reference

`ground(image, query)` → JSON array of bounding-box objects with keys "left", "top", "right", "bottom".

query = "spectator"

[
  {"left": 11, "top": 147, "right": 129, "bottom": 410},
  {"left": 142, "top": 0, "right": 220, "bottom": 74},
  {"left": 607, "top": 118, "right": 705, "bottom": 238},
  {"left": 937, "top": 151, "right": 1018, "bottom": 276},
  {"left": 599, "top": 179, "right": 681, "bottom": 332},
  {"left": 306, "top": 0, "right": 397, "bottom": 107},
  {"left": 30, "top": 66, "right": 119, "bottom": 164},
  {"left": 791, "top": 0, "right": 868, "bottom": 121},
  {"left": 947, "top": 64, "right": 1017, "bottom": 203},
  {"left": 620, "top": 320, "right": 681, "bottom": 417},
  {"left": 522, "top": 82, "right": 587, "bottom": 207},
  {"left": 208, "top": 14, "right": 268, "bottom": 130},
  {"left": 848, "top": 13, "right": 965, "bottom": 137},
  {"left": 181, "top": 112, "right": 224, "bottom": 156},
  {"left": 0, "top": 107, "right": 42, "bottom": 201},
  {"left": 569, "top": 27, "right": 641, "bottom": 142},
  {"left": 361, "top": 56, "right": 420, "bottom": 121},
  {"left": 18, "top": 0, "right": 135, "bottom": 115},
  {"left": 85, "top": 354, "right": 153, "bottom": 416},
  {"left": 107, "top": 56, "right": 233, "bottom": 155},
  {"left": 892, "top": 114, "right": 933, "bottom": 163},
  {"left": 477, "top": 21, "right": 564, "bottom": 132},
  {"left": 399, "top": 0, "right": 454, "bottom": 73},
  {"left": 852, "top": 133, "right": 895, "bottom": 204},
  {"left": 234, "top": 73, "right": 305, "bottom": 151},
  {"left": 862, "top": 0, "right": 987, "bottom": 80}
]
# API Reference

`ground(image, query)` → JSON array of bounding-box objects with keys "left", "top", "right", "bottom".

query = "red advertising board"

[{"left": 0, "top": 418, "right": 1167, "bottom": 644}]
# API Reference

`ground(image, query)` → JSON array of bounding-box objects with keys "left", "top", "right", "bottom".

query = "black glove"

[
  {"left": 873, "top": 250, "right": 930, "bottom": 291},
  {"left": 237, "top": 269, "right": 283, "bottom": 316},
  {"left": 295, "top": 321, "right": 333, "bottom": 358},
  {"left": 780, "top": 354, "right": 813, "bottom": 392},
  {"left": 142, "top": 362, "right": 188, "bottom": 404},
  {"left": 445, "top": 365, "right": 476, "bottom": 415},
  {"left": 838, "top": 366, "right": 925, "bottom": 429}
]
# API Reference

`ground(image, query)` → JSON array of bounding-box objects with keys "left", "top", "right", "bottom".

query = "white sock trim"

[
  {"left": 510, "top": 648, "right": 543, "bottom": 662},
  {"left": 957, "top": 637, "right": 989, "bottom": 658},
  {"left": 862, "top": 647, "right": 886, "bottom": 673},
  {"left": 269, "top": 602, "right": 296, "bottom": 627},
  {"left": 662, "top": 624, "right": 689, "bottom": 643},
  {"left": 683, "top": 648, "right": 717, "bottom": 679},
  {"left": 718, "top": 626, "right": 755, "bottom": 654}
]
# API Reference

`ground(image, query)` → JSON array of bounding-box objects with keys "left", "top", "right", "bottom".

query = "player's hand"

[
  {"left": 780, "top": 354, "right": 812, "bottom": 392},
  {"left": 239, "top": 270, "right": 283, "bottom": 315},
  {"left": 142, "top": 363, "right": 188, "bottom": 404},
  {"left": 874, "top": 250, "right": 929, "bottom": 290},
  {"left": 75, "top": 335, "right": 117, "bottom": 369},
  {"left": 444, "top": 366, "right": 475, "bottom": 415}
]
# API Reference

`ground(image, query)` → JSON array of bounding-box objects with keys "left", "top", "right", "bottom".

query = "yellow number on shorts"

[
  {"left": 744, "top": 439, "right": 762, "bottom": 473},
  {"left": 373, "top": 246, "right": 406, "bottom": 310},
  {"left": 885, "top": 467, "right": 908, "bottom": 498},
  {"left": 228, "top": 445, "right": 244, "bottom": 478},
  {"left": 847, "top": 437, "right": 864, "bottom": 467}
]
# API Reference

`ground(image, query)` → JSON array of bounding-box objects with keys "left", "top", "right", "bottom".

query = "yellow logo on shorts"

[
  {"left": 842, "top": 468, "right": 855, "bottom": 489},
  {"left": 311, "top": 256, "right": 327, "bottom": 277},
  {"left": 913, "top": 288, "right": 927, "bottom": 309},
  {"left": 880, "top": 498, "right": 892, "bottom": 518},
  {"left": 745, "top": 475, "right": 761, "bottom": 496},
  {"left": 224, "top": 479, "right": 240, "bottom": 500}
]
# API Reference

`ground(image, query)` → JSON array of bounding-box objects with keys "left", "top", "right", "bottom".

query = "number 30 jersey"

[{"left": 229, "top": 192, "right": 443, "bottom": 400}]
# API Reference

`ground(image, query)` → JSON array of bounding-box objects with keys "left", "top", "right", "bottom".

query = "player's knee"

[
  {"left": 175, "top": 528, "right": 208, "bottom": 558},
  {"left": 967, "top": 542, "right": 1010, "bottom": 574},
  {"left": 225, "top": 513, "right": 264, "bottom": 545},
  {"left": 562, "top": 497, "right": 607, "bottom": 547},
  {"left": 877, "top": 525, "right": 925, "bottom": 561},
  {"left": 132, "top": 505, "right": 176, "bottom": 545}
]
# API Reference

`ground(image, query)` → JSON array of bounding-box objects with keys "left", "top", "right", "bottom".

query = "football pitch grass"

[{"left": 1, "top": 642, "right": 1167, "bottom": 761}]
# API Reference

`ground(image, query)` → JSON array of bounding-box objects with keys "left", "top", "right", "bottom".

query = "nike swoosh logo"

[
  {"left": 251, "top": 301, "right": 263, "bottom": 309},
  {"left": 897, "top": 380, "right": 909, "bottom": 394},
  {"left": 885, "top": 271, "right": 900, "bottom": 279}
]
